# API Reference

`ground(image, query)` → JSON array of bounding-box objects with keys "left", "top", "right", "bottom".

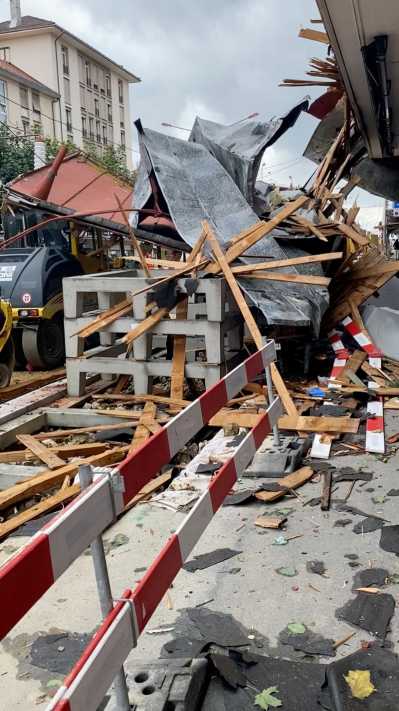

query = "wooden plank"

[
  {"left": 321, "top": 470, "right": 332, "bottom": 510},
  {"left": 278, "top": 415, "right": 359, "bottom": 434},
  {"left": 170, "top": 298, "right": 188, "bottom": 400},
  {"left": 0, "top": 446, "right": 129, "bottom": 511},
  {"left": 337, "top": 223, "right": 369, "bottom": 247},
  {"left": 231, "top": 252, "right": 343, "bottom": 274},
  {"left": 75, "top": 298, "right": 133, "bottom": 339},
  {"left": 205, "top": 196, "right": 309, "bottom": 275},
  {"left": 123, "top": 303, "right": 175, "bottom": 346},
  {"left": 129, "top": 402, "right": 157, "bottom": 453},
  {"left": 115, "top": 193, "right": 150, "bottom": 277},
  {"left": 203, "top": 220, "right": 297, "bottom": 417},
  {"left": 92, "top": 393, "right": 189, "bottom": 408},
  {"left": 292, "top": 215, "right": 328, "bottom": 242},
  {"left": 340, "top": 350, "right": 367, "bottom": 383},
  {"left": 209, "top": 410, "right": 262, "bottom": 428},
  {"left": 34, "top": 422, "right": 136, "bottom": 441},
  {"left": 240, "top": 272, "right": 331, "bottom": 286},
  {"left": 113, "top": 375, "right": 131, "bottom": 394},
  {"left": 350, "top": 261, "right": 399, "bottom": 280},
  {"left": 0, "top": 442, "right": 109, "bottom": 464},
  {"left": 126, "top": 256, "right": 183, "bottom": 269},
  {"left": 255, "top": 466, "right": 314, "bottom": 503},
  {"left": 0, "top": 484, "right": 81, "bottom": 540},
  {"left": 17, "top": 434, "right": 65, "bottom": 469}
]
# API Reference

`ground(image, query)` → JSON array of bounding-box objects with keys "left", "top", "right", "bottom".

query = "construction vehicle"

[
  {"left": 0, "top": 209, "right": 111, "bottom": 369},
  {"left": 0, "top": 297, "right": 15, "bottom": 387}
]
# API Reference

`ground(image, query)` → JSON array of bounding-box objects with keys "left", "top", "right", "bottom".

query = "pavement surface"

[{"left": 1, "top": 411, "right": 399, "bottom": 708}]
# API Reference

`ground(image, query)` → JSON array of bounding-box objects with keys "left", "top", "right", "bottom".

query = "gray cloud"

[{"left": 0, "top": 0, "right": 382, "bottom": 206}]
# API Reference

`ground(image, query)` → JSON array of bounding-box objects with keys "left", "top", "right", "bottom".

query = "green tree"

[{"left": 0, "top": 124, "right": 34, "bottom": 184}]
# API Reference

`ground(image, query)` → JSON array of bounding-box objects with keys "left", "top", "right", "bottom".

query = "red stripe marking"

[
  {"left": 245, "top": 350, "right": 263, "bottom": 383},
  {"left": 199, "top": 379, "right": 228, "bottom": 423},
  {"left": 132, "top": 534, "right": 182, "bottom": 633},
  {"left": 53, "top": 702, "right": 70, "bottom": 711},
  {"left": 0, "top": 533, "right": 54, "bottom": 640},
  {"left": 62, "top": 591, "right": 130, "bottom": 690},
  {"left": 208, "top": 459, "right": 237, "bottom": 512},
  {"left": 367, "top": 417, "right": 384, "bottom": 432},
  {"left": 119, "top": 428, "right": 171, "bottom": 506},
  {"left": 329, "top": 332, "right": 342, "bottom": 343}
]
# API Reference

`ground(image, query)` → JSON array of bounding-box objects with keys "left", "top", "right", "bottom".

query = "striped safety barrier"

[
  {"left": 47, "top": 396, "right": 282, "bottom": 711},
  {"left": 0, "top": 341, "right": 277, "bottom": 641},
  {"left": 341, "top": 316, "right": 383, "bottom": 365},
  {"left": 365, "top": 396, "right": 385, "bottom": 454}
]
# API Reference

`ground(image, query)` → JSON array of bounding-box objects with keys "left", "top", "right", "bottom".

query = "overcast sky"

[{"left": 0, "top": 0, "right": 382, "bottom": 211}]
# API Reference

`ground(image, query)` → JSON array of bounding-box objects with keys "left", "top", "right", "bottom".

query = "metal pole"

[
  {"left": 79, "top": 464, "right": 131, "bottom": 710},
  {"left": 262, "top": 338, "right": 280, "bottom": 446}
]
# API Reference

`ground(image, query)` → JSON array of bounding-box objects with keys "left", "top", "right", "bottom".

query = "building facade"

[
  {"left": 0, "top": 12, "right": 140, "bottom": 168},
  {"left": 0, "top": 57, "right": 58, "bottom": 138}
]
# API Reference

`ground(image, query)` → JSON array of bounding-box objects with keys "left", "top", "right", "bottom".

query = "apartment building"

[
  {"left": 0, "top": 3, "right": 140, "bottom": 168},
  {"left": 0, "top": 57, "right": 58, "bottom": 137}
]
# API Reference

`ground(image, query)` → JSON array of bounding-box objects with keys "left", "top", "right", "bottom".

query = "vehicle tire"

[
  {"left": 0, "top": 338, "right": 15, "bottom": 387},
  {"left": 22, "top": 316, "right": 65, "bottom": 369},
  {"left": 13, "top": 329, "right": 27, "bottom": 369}
]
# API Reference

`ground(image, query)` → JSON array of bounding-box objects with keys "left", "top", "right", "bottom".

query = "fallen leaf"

[
  {"left": 287, "top": 622, "right": 306, "bottom": 634},
  {"left": 344, "top": 670, "right": 375, "bottom": 700},
  {"left": 254, "top": 686, "right": 282, "bottom": 709}
]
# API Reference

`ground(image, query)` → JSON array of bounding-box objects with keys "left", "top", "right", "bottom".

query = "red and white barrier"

[
  {"left": 47, "top": 397, "right": 282, "bottom": 711},
  {"left": 342, "top": 316, "right": 383, "bottom": 364},
  {"left": 366, "top": 397, "right": 385, "bottom": 454},
  {"left": 0, "top": 341, "right": 277, "bottom": 641}
]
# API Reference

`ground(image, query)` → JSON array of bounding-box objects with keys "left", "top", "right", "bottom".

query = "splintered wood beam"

[
  {"left": 74, "top": 298, "right": 133, "bottom": 339},
  {"left": 292, "top": 215, "right": 328, "bottom": 242},
  {"left": 0, "top": 484, "right": 81, "bottom": 540},
  {"left": 0, "top": 446, "right": 130, "bottom": 511},
  {"left": 239, "top": 272, "right": 331, "bottom": 286},
  {"left": 114, "top": 193, "right": 150, "bottom": 277},
  {"left": 205, "top": 196, "right": 309, "bottom": 275},
  {"left": 278, "top": 415, "right": 360, "bottom": 434},
  {"left": 255, "top": 466, "right": 314, "bottom": 503},
  {"left": 170, "top": 298, "right": 188, "bottom": 400},
  {"left": 122, "top": 303, "right": 174, "bottom": 345},
  {"left": 34, "top": 422, "right": 136, "bottom": 441},
  {"left": 0, "top": 442, "right": 109, "bottom": 464},
  {"left": 92, "top": 393, "right": 189, "bottom": 408},
  {"left": 299, "top": 28, "right": 329, "bottom": 44},
  {"left": 129, "top": 401, "right": 157, "bottom": 453},
  {"left": 337, "top": 223, "right": 369, "bottom": 247},
  {"left": 17, "top": 434, "right": 65, "bottom": 469},
  {"left": 232, "top": 252, "right": 342, "bottom": 274},
  {"left": 203, "top": 220, "right": 298, "bottom": 417}
]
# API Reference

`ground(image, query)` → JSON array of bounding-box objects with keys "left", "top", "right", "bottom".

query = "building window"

[
  {"left": 32, "top": 91, "right": 41, "bottom": 120},
  {"left": 92, "top": 64, "right": 99, "bottom": 91},
  {"left": 94, "top": 98, "right": 99, "bottom": 117},
  {"left": 22, "top": 117, "right": 29, "bottom": 135},
  {"left": 66, "top": 107, "right": 72, "bottom": 133},
  {"left": 61, "top": 45, "right": 69, "bottom": 75},
  {"left": 80, "top": 85, "right": 86, "bottom": 109},
  {"left": 19, "top": 85, "right": 29, "bottom": 110},
  {"left": 120, "top": 129, "right": 126, "bottom": 149},
  {"left": 63, "top": 77, "right": 71, "bottom": 105},
  {"left": 107, "top": 123, "right": 113, "bottom": 143},
  {"left": 81, "top": 114, "right": 87, "bottom": 138},
  {"left": 78, "top": 54, "right": 85, "bottom": 83},
  {"left": 118, "top": 79, "right": 124, "bottom": 104},
  {"left": 105, "top": 73, "right": 111, "bottom": 98},
  {"left": 96, "top": 119, "right": 101, "bottom": 143},
  {"left": 0, "top": 80, "right": 7, "bottom": 123},
  {"left": 107, "top": 103, "right": 112, "bottom": 123},
  {"left": 89, "top": 116, "right": 94, "bottom": 140},
  {"left": 86, "top": 89, "right": 93, "bottom": 114},
  {"left": 102, "top": 124, "right": 107, "bottom": 145},
  {"left": 119, "top": 105, "right": 124, "bottom": 128},
  {"left": 85, "top": 59, "right": 91, "bottom": 87},
  {"left": 0, "top": 47, "right": 10, "bottom": 61}
]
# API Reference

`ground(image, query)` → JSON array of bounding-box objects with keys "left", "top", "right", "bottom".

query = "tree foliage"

[{"left": 0, "top": 124, "right": 34, "bottom": 185}]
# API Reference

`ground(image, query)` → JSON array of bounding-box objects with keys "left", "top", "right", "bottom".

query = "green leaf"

[
  {"left": 254, "top": 687, "right": 282, "bottom": 709},
  {"left": 287, "top": 622, "right": 306, "bottom": 634}
]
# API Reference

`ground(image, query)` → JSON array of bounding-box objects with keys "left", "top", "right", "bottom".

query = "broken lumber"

[
  {"left": 278, "top": 415, "right": 359, "bottom": 433},
  {"left": 0, "top": 484, "right": 80, "bottom": 539},
  {"left": 255, "top": 466, "right": 314, "bottom": 503},
  {"left": 16, "top": 434, "right": 65, "bottom": 470},
  {"left": 231, "top": 252, "right": 343, "bottom": 274},
  {"left": 129, "top": 401, "right": 157, "bottom": 452}
]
